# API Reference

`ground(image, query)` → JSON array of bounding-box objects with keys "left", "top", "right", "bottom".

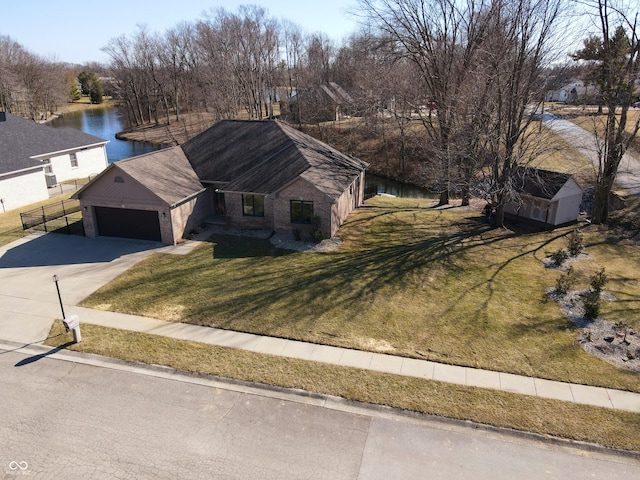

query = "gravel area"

[
  {"left": 547, "top": 287, "right": 640, "bottom": 373},
  {"left": 543, "top": 252, "right": 640, "bottom": 373},
  {"left": 541, "top": 253, "right": 591, "bottom": 270},
  {"left": 270, "top": 233, "right": 342, "bottom": 252},
  {"left": 196, "top": 225, "right": 343, "bottom": 253}
]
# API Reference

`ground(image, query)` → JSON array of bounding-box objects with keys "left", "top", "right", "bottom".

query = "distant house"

[
  {"left": 0, "top": 112, "right": 109, "bottom": 212},
  {"left": 289, "top": 82, "right": 356, "bottom": 123},
  {"left": 73, "top": 120, "right": 368, "bottom": 244},
  {"left": 504, "top": 167, "right": 583, "bottom": 227},
  {"left": 545, "top": 80, "right": 597, "bottom": 103}
]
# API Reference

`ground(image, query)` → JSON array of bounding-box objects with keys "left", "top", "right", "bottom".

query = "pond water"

[
  {"left": 49, "top": 107, "right": 162, "bottom": 162},
  {"left": 365, "top": 174, "right": 436, "bottom": 199}
]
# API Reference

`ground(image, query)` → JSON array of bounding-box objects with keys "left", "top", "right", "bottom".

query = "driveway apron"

[{"left": 0, "top": 233, "right": 163, "bottom": 344}]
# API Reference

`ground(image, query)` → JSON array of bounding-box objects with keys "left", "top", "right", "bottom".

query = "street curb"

[{"left": 2, "top": 339, "right": 639, "bottom": 462}]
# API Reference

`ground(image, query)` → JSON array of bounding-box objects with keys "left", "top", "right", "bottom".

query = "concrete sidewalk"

[
  {"left": 1, "top": 231, "right": 639, "bottom": 415},
  {"left": 52, "top": 306, "right": 640, "bottom": 414}
]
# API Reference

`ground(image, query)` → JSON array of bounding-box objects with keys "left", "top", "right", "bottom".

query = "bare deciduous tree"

[
  {"left": 0, "top": 35, "right": 70, "bottom": 120},
  {"left": 573, "top": 0, "right": 640, "bottom": 224},
  {"left": 359, "top": 0, "right": 564, "bottom": 219}
]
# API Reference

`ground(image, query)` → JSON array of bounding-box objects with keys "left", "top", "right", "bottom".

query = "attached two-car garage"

[
  {"left": 72, "top": 147, "right": 211, "bottom": 245},
  {"left": 94, "top": 206, "right": 162, "bottom": 242}
]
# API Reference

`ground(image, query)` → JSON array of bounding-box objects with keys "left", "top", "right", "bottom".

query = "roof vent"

[{"left": 0, "top": 112, "right": 6, "bottom": 122}]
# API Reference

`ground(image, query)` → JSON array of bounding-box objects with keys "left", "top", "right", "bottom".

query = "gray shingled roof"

[
  {"left": 74, "top": 146, "right": 205, "bottom": 206},
  {"left": 512, "top": 167, "right": 575, "bottom": 200},
  {"left": 0, "top": 112, "right": 107, "bottom": 175},
  {"left": 181, "top": 120, "right": 368, "bottom": 199}
]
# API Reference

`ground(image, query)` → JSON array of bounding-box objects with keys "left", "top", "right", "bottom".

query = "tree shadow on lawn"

[
  {"left": 185, "top": 213, "right": 548, "bottom": 333},
  {"left": 92, "top": 207, "right": 577, "bottom": 353}
]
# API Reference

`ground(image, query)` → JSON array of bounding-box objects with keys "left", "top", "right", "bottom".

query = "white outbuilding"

[{"left": 504, "top": 167, "right": 583, "bottom": 227}]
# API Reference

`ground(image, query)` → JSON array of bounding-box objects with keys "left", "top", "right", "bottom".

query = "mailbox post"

[
  {"left": 53, "top": 274, "right": 81, "bottom": 343},
  {"left": 62, "top": 314, "right": 82, "bottom": 343},
  {"left": 52, "top": 274, "right": 65, "bottom": 319}
]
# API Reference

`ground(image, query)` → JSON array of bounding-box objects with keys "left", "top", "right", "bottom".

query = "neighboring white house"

[
  {"left": 0, "top": 111, "right": 109, "bottom": 212},
  {"left": 504, "top": 167, "right": 583, "bottom": 227},
  {"left": 545, "top": 80, "right": 598, "bottom": 103}
]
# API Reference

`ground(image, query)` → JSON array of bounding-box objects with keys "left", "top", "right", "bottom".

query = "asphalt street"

[{"left": 1, "top": 347, "right": 638, "bottom": 479}]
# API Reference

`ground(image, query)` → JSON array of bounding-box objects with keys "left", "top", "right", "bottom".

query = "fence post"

[{"left": 65, "top": 216, "right": 70, "bottom": 235}]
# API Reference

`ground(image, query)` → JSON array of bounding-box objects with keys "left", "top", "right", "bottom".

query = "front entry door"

[{"left": 214, "top": 192, "right": 226, "bottom": 217}]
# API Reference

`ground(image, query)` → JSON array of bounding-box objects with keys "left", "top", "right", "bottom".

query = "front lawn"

[{"left": 82, "top": 196, "right": 640, "bottom": 391}]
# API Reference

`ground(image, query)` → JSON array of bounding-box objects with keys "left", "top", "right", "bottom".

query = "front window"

[
  {"left": 242, "top": 194, "right": 264, "bottom": 217},
  {"left": 70, "top": 152, "right": 78, "bottom": 168},
  {"left": 291, "top": 200, "right": 313, "bottom": 223}
]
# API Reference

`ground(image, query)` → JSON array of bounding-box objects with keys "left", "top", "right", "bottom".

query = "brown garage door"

[{"left": 95, "top": 206, "right": 162, "bottom": 241}]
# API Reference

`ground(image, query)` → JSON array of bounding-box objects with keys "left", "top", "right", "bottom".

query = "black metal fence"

[{"left": 20, "top": 200, "right": 83, "bottom": 235}]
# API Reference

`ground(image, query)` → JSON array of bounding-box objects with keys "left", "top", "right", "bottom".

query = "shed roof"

[
  {"left": 181, "top": 120, "right": 368, "bottom": 199},
  {"left": 512, "top": 167, "right": 577, "bottom": 200},
  {"left": 0, "top": 112, "right": 107, "bottom": 175}
]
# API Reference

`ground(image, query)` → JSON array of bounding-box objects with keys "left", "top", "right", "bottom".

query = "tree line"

[
  {"left": 359, "top": 0, "right": 639, "bottom": 225},
  {"left": 0, "top": 35, "right": 71, "bottom": 120},
  {"left": 0, "top": 36, "right": 108, "bottom": 119},
  {"left": 101, "top": 5, "right": 373, "bottom": 127}
]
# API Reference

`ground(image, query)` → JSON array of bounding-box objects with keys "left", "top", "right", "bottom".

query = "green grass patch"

[
  {"left": 529, "top": 124, "right": 595, "bottom": 186},
  {"left": 81, "top": 197, "right": 640, "bottom": 392},
  {"left": 45, "top": 320, "right": 640, "bottom": 453}
]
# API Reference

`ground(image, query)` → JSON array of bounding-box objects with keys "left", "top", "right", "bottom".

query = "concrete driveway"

[{"left": 0, "top": 232, "right": 164, "bottom": 344}]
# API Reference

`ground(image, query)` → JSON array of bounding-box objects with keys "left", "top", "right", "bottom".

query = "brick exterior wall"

[
  {"left": 223, "top": 192, "right": 275, "bottom": 230},
  {"left": 273, "top": 178, "right": 334, "bottom": 239},
  {"left": 330, "top": 171, "right": 365, "bottom": 237},
  {"left": 221, "top": 173, "right": 366, "bottom": 240},
  {"left": 79, "top": 166, "right": 367, "bottom": 243},
  {"left": 170, "top": 189, "right": 213, "bottom": 242},
  {"left": 82, "top": 190, "right": 212, "bottom": 245},
  {"left": 81, "top": 204, "right": 98, "bottom": 238}
]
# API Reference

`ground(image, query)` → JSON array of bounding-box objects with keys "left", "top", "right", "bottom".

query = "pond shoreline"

[{"left": 39, "top": 98, "right": 118, "bottom": 124}]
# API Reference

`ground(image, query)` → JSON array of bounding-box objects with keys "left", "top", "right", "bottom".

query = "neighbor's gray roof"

[
  {"left": 181, "top": 120, "right": 368, "bottom": 199},
  {"left": 75, "top": 146, "right": 205, "bottom": 206},
  {"left": 512, "top": 167, "right": 576, "bottom": 199},
  {"left": 0, "top": 112, "right": 107, "bottom": 175}
]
